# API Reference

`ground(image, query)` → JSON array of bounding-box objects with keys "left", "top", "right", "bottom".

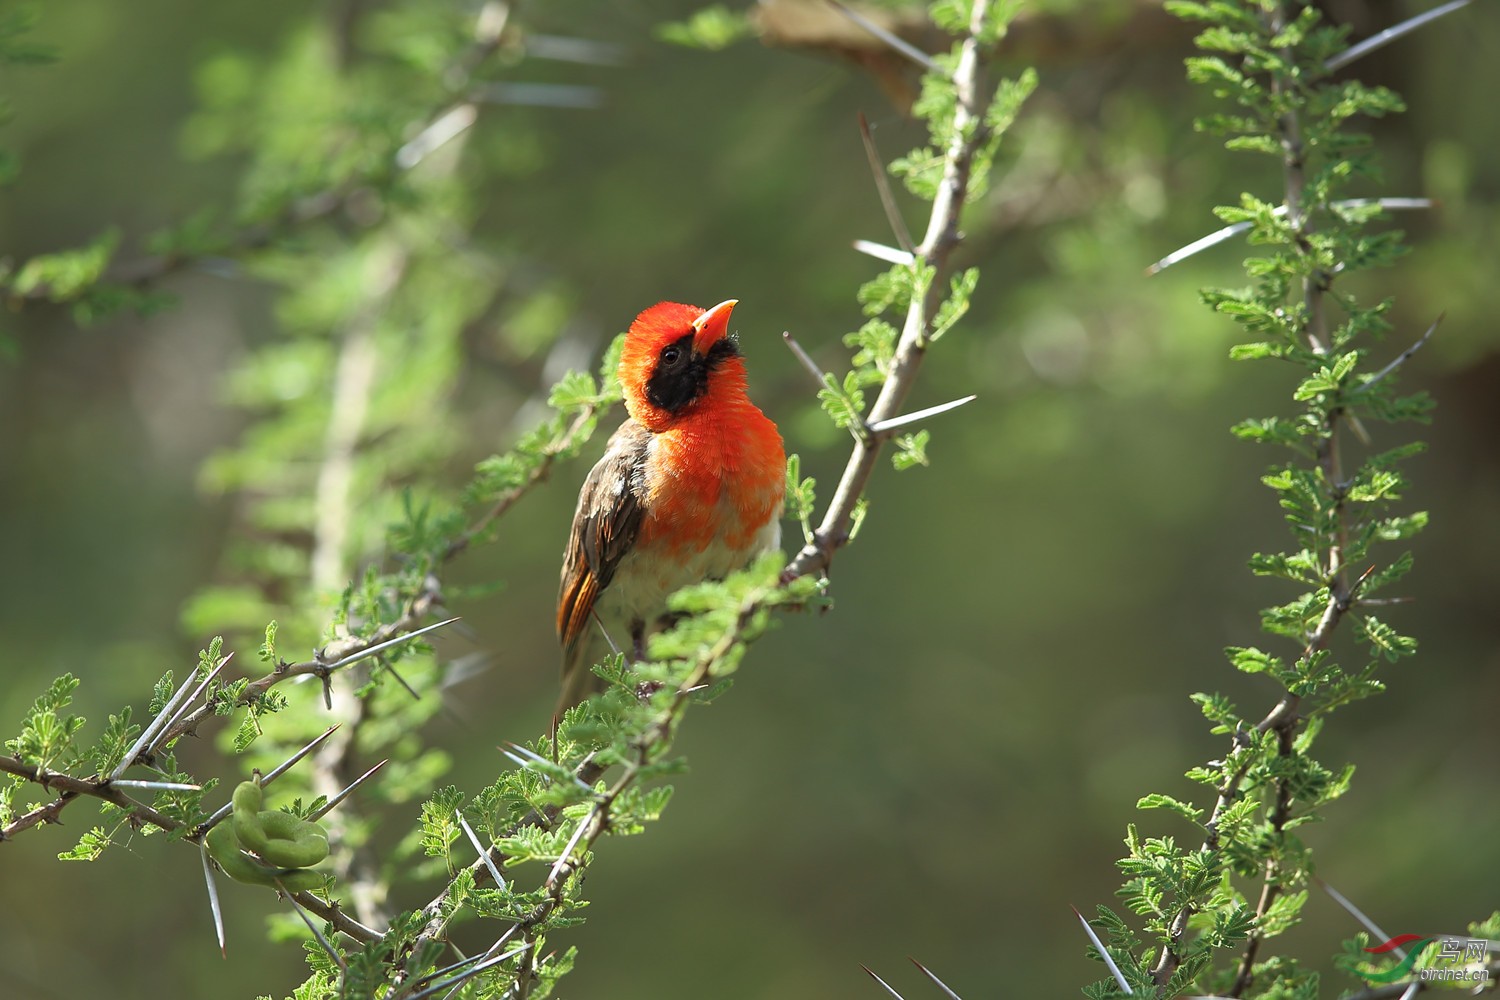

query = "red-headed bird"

[{"left": 556, "top": 300, "right": 785, "bottom": 714}]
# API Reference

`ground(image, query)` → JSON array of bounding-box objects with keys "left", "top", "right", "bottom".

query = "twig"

[
  {"left": 785, "top": 0, "right": 996, "bottom": 581},
  {"left": 782, "top": 331, "right": 831, "bottom": 392},
  {"left": 397, "top": 584, "right": 779, "bottom": 988},
  {"left": 291, "top": 893, "right": 383, "bottom": 943},
  {"left": 787, "top": 1, "right": 996, "bottom": 575},
  {"left": 0, "top": 754, "right": 185, "bottom": 840},
  {"left": 444, "top": 404, "right": 601, "bottom": 560}
]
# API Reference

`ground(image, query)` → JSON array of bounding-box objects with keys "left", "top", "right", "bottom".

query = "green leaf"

[
  {"left": 10, "top": 229, "right": 121, "bottom": 303},
  {"left": 5, "top": 674, "right": 85, "bottom": 769},
  {"left": 547, "top": 370, "right": 600, "bottom": 412},
  {"left": 818, "top": 371, "right": 867, "bottom": 433},
  {"left": 1226, "top": 645, "right": 1281, "bottom": 676},
  {"left": 58, "top": 827, "right": 112, "bottom": 862},
  {"left": 1137, "top": 793, "right": 1204, "bottom": 825},
  {"left": 655, "top": 6, "right": 752, "bottom": 50},
  {"left": 892, "top": 429, "right": 930, "bottom": 471},
  {"left": 930, "top": 268, "right": 978, "bottom": 341},
  {"left": 259, "top": 620, "right": 279, "bottom": 663}
]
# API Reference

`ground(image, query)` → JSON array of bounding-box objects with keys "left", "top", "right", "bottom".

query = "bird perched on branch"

[{"left": 556, "top": 299, "right": 785, "bottom": 715}]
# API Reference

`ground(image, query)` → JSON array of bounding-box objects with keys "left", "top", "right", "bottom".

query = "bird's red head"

[{"left": 618, "top": 299, "right": 746, "bottom": 431}]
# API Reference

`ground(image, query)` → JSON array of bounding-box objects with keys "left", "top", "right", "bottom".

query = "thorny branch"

[
  {"left": 391, "top": 5, "right": 1012, "bottom": 987},
  {"left": 784, "top": 0, "right": 998, "bottom": 581},
  {"left": 0, "top": 754, "right": 184, "bottom": 840},
  {"left": 1151, "top": 2, "right": 1368, "bottom": 990},
  {"left": 4, "top": 2, "right": 513, "bottom": 308},
  {"left": 4, "top": 3, "right": 1005, "bottom": 990},
  {"left": 0, "top": 746, "right": 383, "bottom": 944},
  {"left": 0, "top": 389, "right": 605, "bottom": 846},
  {"left": 395, "top": 584, "right": 782, "bottom": 996}
]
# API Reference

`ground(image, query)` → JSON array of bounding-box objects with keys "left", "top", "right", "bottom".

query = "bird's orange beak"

[{"left": 691, "top": 299, "right": 738, "bottom": 355}]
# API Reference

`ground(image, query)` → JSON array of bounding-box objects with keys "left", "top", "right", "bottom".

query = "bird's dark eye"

[{"left": 660, "top": 345, "right": 683, "bottom": 367}]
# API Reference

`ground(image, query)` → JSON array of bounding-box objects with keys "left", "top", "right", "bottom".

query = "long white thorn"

[
  {"left": 307, "top": 758, "right": 389, "bottom": 823},
  {"left": 1073, "top": 905, "right": 1134, "bottom": 995},
  {"left": 1147, "top": 198, "right": 1433, "bottom": 275},
  {"left": 113, "top": 660, "right": 219, "bottom": 779},
  {"left": 546, "top": 809, "right": 595, "bottom": 885},
  {"left": 456, "top": 810, "right": 506, "bottom": 889},
  {"left": 199, "top": 840, "right": 227, "bottom": 957},
  {"left": 1326, "top": 0, "right": 1472, "bottom": 72},
  {"left": 853, "top": 239, "right": 916, "bottom": 265},
  {"left": 867, "top": 395, "right": 977, "bottom": 435},
  {"left": 827, "top": 0, "right": 940, "bottom": 73},
  {"left": 321, "top": 616, "right": 462, "bottom": 673}
]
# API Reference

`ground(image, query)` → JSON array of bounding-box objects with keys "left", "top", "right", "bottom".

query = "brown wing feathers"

[{"left": 556, "top": 420, "right": 650, "bottom": 659}]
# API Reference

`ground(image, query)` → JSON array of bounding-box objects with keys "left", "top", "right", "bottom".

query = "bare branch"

[{"left": 782, "top": 330, "right": 831, "bottom": 393}]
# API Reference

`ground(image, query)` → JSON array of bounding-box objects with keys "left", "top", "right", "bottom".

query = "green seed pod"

[{"left": 207, "top": 779, "right": 330, "bottom": 892}]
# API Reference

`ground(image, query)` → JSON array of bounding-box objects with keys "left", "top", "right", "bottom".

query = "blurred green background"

[{"left": 2, "top": 0, "right": 1497, "bottom": 997}]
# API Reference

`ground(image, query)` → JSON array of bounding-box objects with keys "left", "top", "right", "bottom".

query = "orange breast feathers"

[{"left": 639, "top": 382, "right": 786, "bottom": 554}]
